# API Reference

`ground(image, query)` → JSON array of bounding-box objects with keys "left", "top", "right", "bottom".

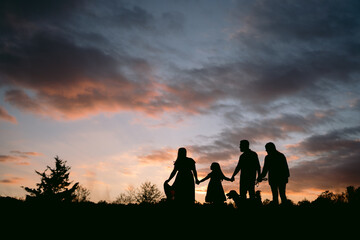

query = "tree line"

[{"left": 21, "top": 156, "right": 163, "bottom": 204}]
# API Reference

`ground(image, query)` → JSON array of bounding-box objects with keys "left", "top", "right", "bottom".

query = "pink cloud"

[
  {"left": 0, "top": 106, "right": 17, "bottom": 124},
  {"left": 0, "top": 176, "right": 24, "bottom": 185},
  {"left": 138, "top": 147, "right": 177, "bottom": 165},
  {"left": 10, "top": 151, "right": 42, "bottom": 156},
  {"left": 0, "top": 32, "right": 220, "bottom": 121},
  {"left": 0, "top": 155, "right": 20, "bottom": 162},
  {"left": 0, "top": 150, "right": 42, "bottom": 165},
  {"left": 4, "top": 75, "right": 220, "bottom": 121},
  {"left": 0, "top": 155, "right": 30, "bottom": 165}
]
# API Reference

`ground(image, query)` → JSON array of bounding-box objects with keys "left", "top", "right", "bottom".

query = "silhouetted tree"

[
  {"left": 311, "top": 187, "right": 360, "bottom": 206},
  {"left": 114, "top": 181, "right": 163, "bottom": 205},
  {"left": 345, "top": 186, "right": 360, "bottom": 205},
  {"left": 297, "top": 199, "right": 311, "bottom": 207},
  {"left": 114, "top": 185, "right": 137, "bottom": 205},
  {"left": 74, "top": 185, "right": 91, "bottom": 202},
  {"left": 23, "top": 156, "right": 79, "bottom": 202},
  {"left": 312, "top": 190, "right": 336, "bottom": 206},
  {"left": 136, "top": 181, "right": 163, "bottom": 204}
]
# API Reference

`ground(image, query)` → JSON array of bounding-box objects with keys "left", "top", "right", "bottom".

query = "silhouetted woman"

[
  {"left": 165, "top": 148, "right": 199, "bottom": 204},
  {"left": 199, "top": 162, "right": 232, "bottom": 205}
]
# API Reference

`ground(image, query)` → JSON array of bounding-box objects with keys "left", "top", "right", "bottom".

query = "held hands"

[
  {"left": 230, "top": 176, "right": 235, "bottom": 182},
  {"left": 196, "top": 179, "right": 200, "bottom": 185}
]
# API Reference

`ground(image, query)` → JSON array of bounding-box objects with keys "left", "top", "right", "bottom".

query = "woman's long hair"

[
  {"left": 176, "top": 147, "right": 187, "bottom": 162},
  {"left": 210, "top": 162, "right": 225, "bottom": 180}
]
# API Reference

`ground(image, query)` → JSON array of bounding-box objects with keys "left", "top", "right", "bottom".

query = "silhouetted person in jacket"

[
  {"left": 231, "top": 140, "right": 260, "bottom": 200},
  {"left": 258, "top": 142, "right": 290, "bottom": 205}
]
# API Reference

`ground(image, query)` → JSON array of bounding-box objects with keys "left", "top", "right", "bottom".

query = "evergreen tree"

[{"left": 23, "top": 156, "right": 79, "bottom": 202}]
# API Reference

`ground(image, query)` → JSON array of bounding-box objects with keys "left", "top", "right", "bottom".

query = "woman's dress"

[{"left": 173, "top": 157, "right": 195, "bottom": 203}]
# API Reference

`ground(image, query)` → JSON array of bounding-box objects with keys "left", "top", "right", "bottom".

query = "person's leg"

[
  {"left": 240, "top": 182, "right": 247, "bottom": 199},
  {"left": 270, "top": 184, "right": 279, "bottom": 204},
  {"left": 249, "top": 184, "right": 256, "bottom": 199},
  {"left": 279, "top": 183, "right": 287, "bottom": 204}
]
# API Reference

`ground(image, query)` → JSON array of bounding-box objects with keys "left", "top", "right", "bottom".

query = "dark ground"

[{"left": 1, "top": 197, "right": 358, "bottom": 238}]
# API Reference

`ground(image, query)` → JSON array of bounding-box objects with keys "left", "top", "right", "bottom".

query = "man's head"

[
  {"left": 265, "top": 142, "right": 277, "bottom": 154},
  {"left": 239, "top": 140, "right": 250, "bottom": 152}
]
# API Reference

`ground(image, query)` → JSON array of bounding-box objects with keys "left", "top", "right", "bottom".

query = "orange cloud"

[
  {"left": 0, "top": 155, "right": 30, "bottom": 165},
  {"left": 10, "top": 151, "right": 42, "bottom": 156},
  {"left": 0, "top": 155, "right": 20, "bottom": 162},
  {"left": 0, "top": 176, "right": 24, "bottom": 185},
  {"left": 0, "top": 150, "right": 42, "bottom": 165},
  {"left": 4, "top": 76, "right": 221, "bottom": 121},
  {"left": 1, "top": 31, "right": 222, "bottom": 121},
  {"left": 138, "top": 147, "right": 177, "bottom": 165},
  {"left": 286, "top": 155, "right": 300, "bottom": 162},
  {"left": 0, "top": 106, "right": 17, "bottom": 124}
]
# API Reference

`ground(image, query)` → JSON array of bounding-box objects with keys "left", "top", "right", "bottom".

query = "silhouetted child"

[{"left": 199, "top": 162, "right": 232, "bottom": 205}]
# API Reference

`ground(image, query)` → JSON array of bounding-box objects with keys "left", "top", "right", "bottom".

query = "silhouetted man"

[
  {"left": 258, "top": 142, "right": 290, "bottom": 205},
  {"left": 231, "top": 140, "right": 260, "bottom": 199}
]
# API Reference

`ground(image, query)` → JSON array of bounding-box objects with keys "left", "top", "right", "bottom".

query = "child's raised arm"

[{"left": 199, "top": 173, "right": 211, "bottom": 183}]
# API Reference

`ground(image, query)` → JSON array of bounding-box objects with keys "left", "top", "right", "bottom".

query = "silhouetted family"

[{"left": 165, "top": 140, "right": 290, "bottom": 206}]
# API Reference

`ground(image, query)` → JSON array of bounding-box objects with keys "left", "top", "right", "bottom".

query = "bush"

[{"left": 114, "top": 181, "right": 163, "bottom": 205}]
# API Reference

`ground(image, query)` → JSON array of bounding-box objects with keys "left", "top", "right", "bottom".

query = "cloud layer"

[
  {"left": 1, "top": 0, "right": 359, "bottom": 120},
  {"left": 0, "top": 150, "right": 42, "bottom": 166},
  {"left": 0, "top": 0, "right": 219, "bottom": 121},
  {"left": 289, "top": 126, "right": 360, "bottom": 191},
  {"left": 0, "top": 106, "right": 16, "bottom": 123}
]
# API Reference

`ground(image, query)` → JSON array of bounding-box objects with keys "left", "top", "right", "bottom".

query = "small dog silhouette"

[{"left": 226, "top": 190, "right": 262, "bottom": 207}]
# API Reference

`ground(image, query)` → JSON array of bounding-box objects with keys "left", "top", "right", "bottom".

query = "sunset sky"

[{"left": 1, "top": 0, "right": 360, "bottom": 203}]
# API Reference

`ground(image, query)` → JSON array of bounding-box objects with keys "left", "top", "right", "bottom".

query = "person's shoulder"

[
  {"left": 187, "top": 157, "right": 195, "bottom": 163},
  {"left": 249, "top": 149, "right": 258, "bottom": 157},
  {"left": 278, "top": 151, "right": 286, "bottom": 159},
  {"left": 174, "top": 159, "right": 180, "bottom": 166}
]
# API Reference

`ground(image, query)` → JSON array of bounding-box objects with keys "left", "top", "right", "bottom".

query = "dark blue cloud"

[{"left": 290, "top": 126, "right": 360, "bottom": 191}]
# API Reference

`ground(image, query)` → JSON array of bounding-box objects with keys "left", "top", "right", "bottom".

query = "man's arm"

[
  {"left": 255, "top": 153, "right": 261, "bottom": 179},
  {"left": 282, "top": 153, "right": 290, "bottom": 178},
  {"left": 259, "top": 156, "right": 268, "bottom": 181},
  {"left": 231, "top": 158, "right": 241, "bottom": 181}
]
